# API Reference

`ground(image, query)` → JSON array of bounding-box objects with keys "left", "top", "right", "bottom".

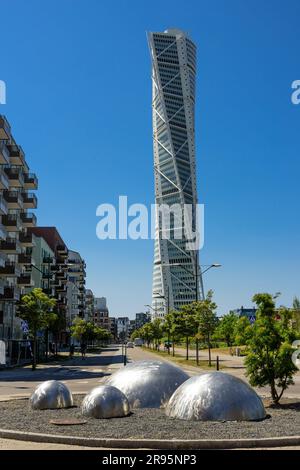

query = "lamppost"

[{"left": 157, "top": 261, "right": 221, "bottom": 302}]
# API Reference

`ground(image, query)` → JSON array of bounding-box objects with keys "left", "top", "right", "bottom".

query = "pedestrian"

[
  {"left": 69, "top": 344, "right": 75, "bottom": 358},
  {"left": 80, "top": 342, "right": 87, "bottom": 360}
]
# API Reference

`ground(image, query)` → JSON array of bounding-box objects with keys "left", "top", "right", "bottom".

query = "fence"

[{"left": 0, "top": 339, "right": 46, "bottom": 367}]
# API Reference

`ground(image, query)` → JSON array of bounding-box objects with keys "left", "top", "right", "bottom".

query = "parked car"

[{"left": 126, "top": 342, "right": 134, "bottom": 348}]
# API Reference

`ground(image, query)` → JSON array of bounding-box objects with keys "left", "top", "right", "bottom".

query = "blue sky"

[{"left": 1, "top": 0, "right": 299, "bottom": 317}]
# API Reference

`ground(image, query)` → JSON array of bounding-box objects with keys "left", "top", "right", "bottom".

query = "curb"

[{"left": 1, "top": 428, "right": 300, "bottom": 449}]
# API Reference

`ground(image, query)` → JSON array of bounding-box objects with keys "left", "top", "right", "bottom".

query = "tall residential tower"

[{"left": 148, "top": 29, "right": 204, "bottom": 318}]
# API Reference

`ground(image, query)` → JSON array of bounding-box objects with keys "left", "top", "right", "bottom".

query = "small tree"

[
  {"left": 151, "top": 318, "right": 163, "bottom": 350},
  {"left": 162, "top": 313, "right": 173, "bottom": 354},
  {"left": 139, "top": 323, "right": 153, "bottom": 348},
  {"left": 177, "top": 305, "right": 197, "bottom": 361},
  {"left": 214, "top": 311, "right": 238, "bottom": 347},
  {"left": 234, "top": 316, "right": 251, "bottom": 346},
  {"left": 245, "top": 293, "right": 299, "bottom": 404},
  {"left": 71, "top": 318, "right": 110, "bottom": 345},
  {"left": 17, "top": 288, "right": 57, "bottom": 370},
  {"left": 195, "top": 290, "right": 218, "bottom": 366}
]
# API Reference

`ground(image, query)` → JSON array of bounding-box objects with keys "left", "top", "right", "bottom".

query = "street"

[{"left": 1, "top": 344, "right": 300, "bottom": 450}]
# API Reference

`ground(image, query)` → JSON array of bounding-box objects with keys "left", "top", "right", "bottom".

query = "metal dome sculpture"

[
  {"left": 166, "top": 372, "right": 266, "bottom": 421},
  {"left": 106, "top": 360, "right": 189, "bottom": 408},
  {"left": 81, "top": 385, "right": 130, "bottom": 419},
  {"left": 30, "top": 380, "right": 73, "bottom": 410}
]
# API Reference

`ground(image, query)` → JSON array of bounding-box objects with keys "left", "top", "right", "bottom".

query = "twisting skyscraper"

[{"left": 148, "top": 29, "right": 204, "bottom": 318}]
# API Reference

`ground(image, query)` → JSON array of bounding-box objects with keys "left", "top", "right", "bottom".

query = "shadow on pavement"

[{"left": 0, "top": 352, "right": 123, "bottom": 382}]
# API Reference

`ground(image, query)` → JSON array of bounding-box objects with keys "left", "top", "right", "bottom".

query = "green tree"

[
  {"left": 214, "top": 311, "right": 238, "bottom": 346},
  {"left": 151, "top": 318, "right": 163, "bottom": 350},
  {"left": 177, "top": 305, "right": 197, "bottom": 361},
  {"left": 234, "top": 316, "right": 251, "bottom": 345},
  {"left": 17, "top": 288, "right": 57, "bottom": 370},
  {"left": 195, "top": 290, "right": 218, "bottom": 366},
  {"left": 162, "top": 313, "right": 173, "bottom": 354},
  {"left": 245, "top": 293, "right": 299, "bottom": 404},
  {"left": 139, "top": 323, "right": 153, "bottom": 348},
  {"left": 71, "top": 318, "right": 110, "bottom": 344},
  {"left": 292, "top": 296, "right": 300, "bottom": 332}
]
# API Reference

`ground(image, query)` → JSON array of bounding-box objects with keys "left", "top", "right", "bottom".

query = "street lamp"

[{"left": 156, "top": 261, "right": 221, "bottom": 302}]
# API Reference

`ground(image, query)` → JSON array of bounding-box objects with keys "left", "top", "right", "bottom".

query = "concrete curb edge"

[{"left": 1, "top": 428, "right": 300, "bottom": 449}]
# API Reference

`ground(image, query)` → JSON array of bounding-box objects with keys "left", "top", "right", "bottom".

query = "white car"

[{"left": 126, "top": 342, "right": 134, "bottom": 348}]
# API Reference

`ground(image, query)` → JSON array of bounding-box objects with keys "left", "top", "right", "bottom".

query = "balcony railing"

[
  {"left": 0, "top": 261, "right": 21, "bottom": 277},
  {"left": 0, "top": 286, "right": 20, "bottom": 301},
  {"left": 20, "top": 212, "right": 37, "bottom": 226},
  {"left": 17, "top": 273, "right": 33, "bottom": 286},
  {"left": 18, "top": 253, "right": 32, "bottom": 265},
  {"left": 0, "top": 116, "right": 11, "bottom": 140},
  {"left": 3, "top": 166, "right": 24, "bottom": 186},
  {"left": 1, "top": 214, "right": 21, "bottom": 230},
  {"left": 3, "top": 190, "right": 23, "bottom": 207},
  {"left": 0, "top": 196, "right": 8, "bottom": 215},
  {"left": 7, "top": 144, "right": 25, "bottom": 165},
  {"left": 0, "top": 237, "right": 20, "bottom": 252},
  {"left": 19, "top": 231, "right": 35, "bottom": 245},
  {"left": 42, "top": 256, "right": 53, "bottom": 264},
  {"left": 22, "top": 192, "right": 37, "bottom": 208},
  {"left": 23, "top": 173, "right": 38, "bottom": 189},
  {"left": 0, "top": 169, "right": 9, "bottom": 190}
]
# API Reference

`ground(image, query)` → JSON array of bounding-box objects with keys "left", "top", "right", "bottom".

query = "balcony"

[
  {"left": 1, "top": 214, "right": 21, "bottom": 232},
  {"left": 18, "top": 253, "right": 32, "bottom": 265},
  {"left": 20, "top": 212, "right": 36, "bottom": 227},
  {"left": 0, "top": 261, "right": 21, "bottom": 277},
  {"left": 0, "top": 252, "right": 7, "bottom": 268},
  {"left": 3, "top": 190, "right": 23, "bottom": 209},
  {"left": 0, "top": 224, "right": 7, "bottom": 240},
  {"left": 0, "top": 169, "right": 9, "bottom": 190},
  {"left": 23, "top": 173, "right": 38, "bottom": 190},
  {"left": 17, "top": 273, "right": 33, "bottom": 287},
  {"left": 7, "top": 144, "right": 25, "bottom": 166},
  {"left": 22, "top": 192, "right": 37, "bottom": 209},
  {"left": 56, "top": 270, "right": 67, "bottom": 278},
  {"left": 0, "top": 116, "right": 11, "bottom": 140},
  {"left": 3, "top": 166, "right": 24, "bottom": 187},
  {"left": 0, "top": 237, "right": 21, "bottom": 253},
  {"left": 0, "top": 196, "right": 8, "bottom": 216},
  {"left": 57, "top": 245, "right": 68, "bottom": 258},
  {"left": 19, "top": 231, "right": 35, "bottom": 247},
  {"left": 0, "top": 286, "right": 20, "bottom": 301},
  {"left": 43, "top": 288, "right": 53, "bottom": 296},
  {"left": 50, "top": 264, "right": 60, "bottom": 271},
  {"left": 42, "top": 271, "right": 52, "bottom": 279}
]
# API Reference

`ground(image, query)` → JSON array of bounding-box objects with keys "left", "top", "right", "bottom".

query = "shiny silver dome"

[
  {"left": 81, "top": 385, "right": 130, "bottom": 419},
  {"left": 106, "top": 360, "right": 189, "bottom": 408},
  {"left": 30, "top": 380, "right": 73, "bottom": 410},
  {"left": 166, "top": 372, "right": 266, "bottom": 421}
]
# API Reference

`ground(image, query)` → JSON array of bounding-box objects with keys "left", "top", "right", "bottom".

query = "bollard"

[{"left": 216, "top": 355, "right": 219, "bottom": 371}]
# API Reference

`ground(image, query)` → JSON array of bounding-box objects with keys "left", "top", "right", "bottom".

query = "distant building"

[
  {"left": 128, "top": 319, "right": 136, "bottom": 337},
  {"left": 94, "top": 297, "right": 107, "bottom": 310},
  {"left": 135, "top": 312, "right": 151, "bottom": 330},
  {"left": 67, "top": 249, "right": 86, "bottom": 324},
  {"left": 117, "top": 317, "right": 130, "bottom": 341},
  {"left": 233, "top": 307, "right": 257, "bottom": 324},
  {"left": 93, "top": 297, "right": 110, "bottom": 331},
  {"left": 85, "top": 289, "right": 94, "bottom": 322},
  {"left": 109, "top": 317, "right": 117, "bottom": 340}
]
